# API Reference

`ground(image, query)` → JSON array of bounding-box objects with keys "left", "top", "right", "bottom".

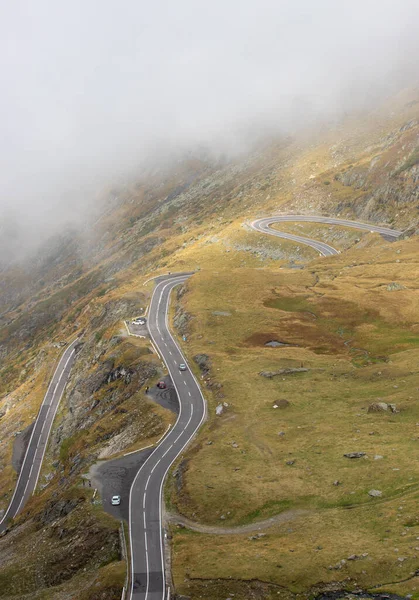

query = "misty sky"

[{"left": 0, "top": 0, "right": 419, "bottom": 253}]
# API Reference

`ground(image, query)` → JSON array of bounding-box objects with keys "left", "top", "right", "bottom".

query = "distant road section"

[
  {"left": 0, "top": 338, "right": 78, "bottom": 533},
  {"left": 251, "top": 215, "right": 402, "bottom": 256}
]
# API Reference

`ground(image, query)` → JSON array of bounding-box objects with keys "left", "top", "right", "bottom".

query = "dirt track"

[{"left": 166, "top": 508, "right": 310, "bottom": 535}]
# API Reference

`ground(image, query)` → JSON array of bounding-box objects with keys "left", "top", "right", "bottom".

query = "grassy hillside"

[{"left": 166, "top": 236, "right": 419, "bottom": 598}]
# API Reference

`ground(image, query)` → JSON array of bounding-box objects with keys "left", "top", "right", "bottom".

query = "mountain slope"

[{"left": 0, "top": 89, "right": 418, "bottom": 599}]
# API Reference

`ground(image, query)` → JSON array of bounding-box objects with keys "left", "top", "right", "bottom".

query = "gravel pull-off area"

[
  {"left": 89, "top": 447, "right": 154, "bottom": 522},
  {"left": 89, "top": 376, "right": 179, "bottom": 521},
  {"left": 147, "top": 375, "right": 179, "bottom": 414}
]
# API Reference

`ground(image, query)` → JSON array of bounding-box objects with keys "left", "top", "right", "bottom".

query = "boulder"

[
  {"left": 215, "top": 404, "right": 224, "bottom": 416},
  {"left": 386, "top": 282, "right": 406, "bottom": 291},
  {"left": 368, "top": 489, "right": 382, "bottom": 497},
  {"left": 344, "top": 452, "right": 366, "bottom": 459},
  {"left": 368, "top": 402, "right": 388, "bottom": 413},
  {"left": 193, "top": 354, "right": 211, "bottom": 373}
]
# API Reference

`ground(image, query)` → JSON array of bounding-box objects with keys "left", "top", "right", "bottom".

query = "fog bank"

[{"left": 1, "top": 0, "right": 419, "bottom": 258}]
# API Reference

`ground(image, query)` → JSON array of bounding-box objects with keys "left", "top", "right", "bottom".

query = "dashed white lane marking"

[
  {"left": 173, "top": 405, "right": 194, "bottom": 445},
  {"left": 145, "top": 475, "right": 151, "bottom": 490},
  {"left": 188, "top": 391, "right": 191, "bottom": 397},
  {"left": 161, "top": 443, "right": 174, "bottom": 459},
  {"left": 143, "top": 493, "right": 146, "bottom": 509},
  {"left": 151, "top": 458, "right": 161, "bottom": 474},
  {"left": 183, "top": 381, "right": 187, "bottom": 386},
  {"left": 174, "top": 360, "right": 177, "bottom": 365},
  {"left": 144, "top": 512, "right": 147, "bottom": 529}
]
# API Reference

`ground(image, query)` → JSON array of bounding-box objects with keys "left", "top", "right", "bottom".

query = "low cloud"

[{"left": 1, "top": 0, "right": 418, "bottom": 257}]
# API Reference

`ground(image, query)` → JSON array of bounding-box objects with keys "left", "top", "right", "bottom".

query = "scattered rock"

[
  {"left": 193, "top": 354, "right": 211, "bottom": 373},
  {"left": 286, "top": 460, "right": 295, "bottom": 465},
  {"left": 276, "top": 399, "right": 290, "bottom": 409},
  {"left": 278, "top": 431, "right": 285, "bottom": 437},
  {"left": 386, "top": 282, "right": 406, "bottom": 291},
  {"left": 368, "top": 489, "right": 383, "bottom": 497},
  {"left": 344, "top": 452, "right": 366, "bottom": 459},
  {"left": 173, "top": 308, "right": 191, "bottom": 335},
  {"left": 333, "top": 480, "right": 341, "bottom": 486},
  {"left": 215, "top": 404, "right": 224, "bottom": 416},
  {"left": 374, "top": 455, "right": 384, "bottom": 460},
  {"left": 368, "top": 402, "right": 388, "bottom": 413},
  {"left": 37, "top": 497, "right": 83, "bottom": 526},
  {"left": 248, "top": 533, "right": 266, "bottom": 540}
]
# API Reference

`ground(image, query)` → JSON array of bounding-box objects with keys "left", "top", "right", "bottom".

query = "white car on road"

[
  {"left": 132, "top": 318, "right": 146, "bottom": 325},
  {"left": 111, "top": 495, "right": 121, "bottom": 506}
]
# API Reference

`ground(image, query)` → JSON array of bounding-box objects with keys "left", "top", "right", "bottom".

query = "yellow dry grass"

[{"left": 163, "top": 232, "right": 419, "bottom": 596}]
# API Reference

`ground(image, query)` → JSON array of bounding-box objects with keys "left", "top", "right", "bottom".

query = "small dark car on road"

[{"left": 157, "top": 381, "right": 167, "bottom": 389}]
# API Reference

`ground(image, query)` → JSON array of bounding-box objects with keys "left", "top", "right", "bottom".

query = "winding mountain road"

[
  {"left": 131, "top": 215, "right": 402, "bottom": 599},
  {"left": 0, "top": 338, "right": 78, "bottom": 534},
  {"left": 251, "top": 215, "right": 402, "bottom": 256},
  {"left": 129, "top": 274, "right": 206, "bottom": 600}
]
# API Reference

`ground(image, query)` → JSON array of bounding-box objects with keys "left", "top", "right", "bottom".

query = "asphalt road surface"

[
  {"left": 129, "top": 274, "right": 205, "bottom": 600},
  {"left": 251, "top": 215, "right": 402, "bottom": 256},
  {"left": 0, "top": 338, "right": 78, "bottom": 534}
]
